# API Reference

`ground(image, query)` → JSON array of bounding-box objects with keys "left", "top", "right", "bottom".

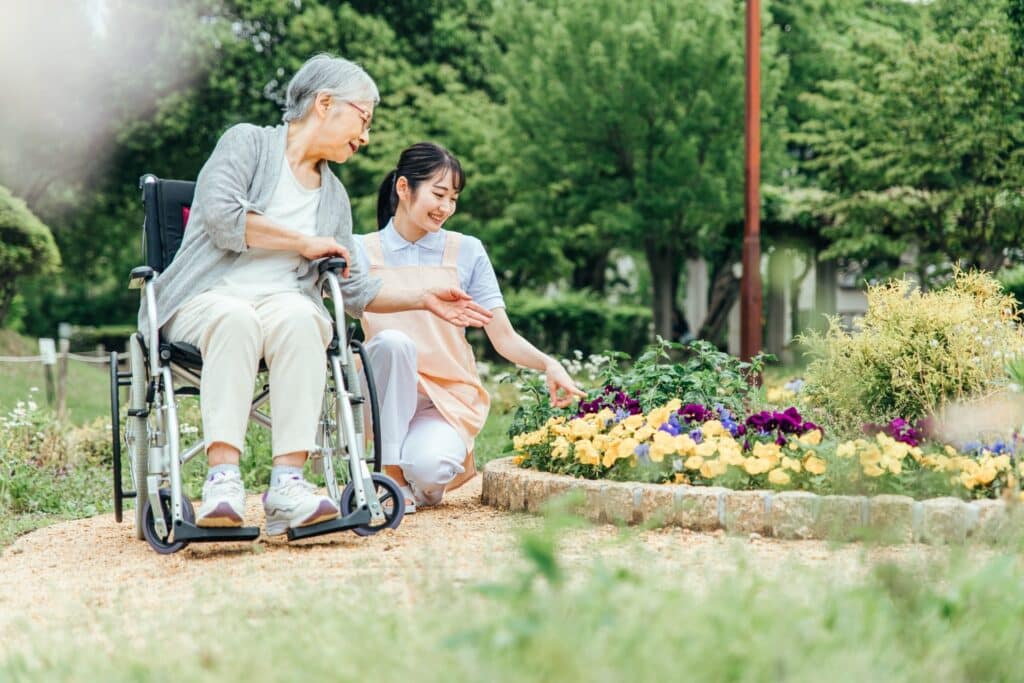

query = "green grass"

[{"left": 0, "top": 331, "right": 112, "bottom": 426}]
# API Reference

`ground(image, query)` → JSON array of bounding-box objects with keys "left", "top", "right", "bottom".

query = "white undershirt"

[{"left": 216, "top": 156, "right": 321, "bottom": 298}]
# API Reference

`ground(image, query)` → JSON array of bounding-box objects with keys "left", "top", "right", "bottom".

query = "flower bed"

[{"left": 511, "top": 399, "right": 1022, "bottom": 502}]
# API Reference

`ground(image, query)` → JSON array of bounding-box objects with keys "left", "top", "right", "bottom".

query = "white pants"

[
  {"left": 165, "top": 289, "right": 332, "bottom": 458},
  {"left": 363, "top": 329, "right": 466, "bottom": 506}
]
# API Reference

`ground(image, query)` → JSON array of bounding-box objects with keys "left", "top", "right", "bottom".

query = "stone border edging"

[{"left": 480, "top": 457, "right": 1023, "bottom": 544}]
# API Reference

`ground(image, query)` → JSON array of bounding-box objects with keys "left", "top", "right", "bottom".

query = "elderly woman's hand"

[
  {"left": 425, "top": 287, "right": 494, "bottom": 328},
  {"left": 301, "top": 236, "right": 351, "bottom": 277},
  {"left": 543, "top": 360, "right": 587, "bottom": 408}
]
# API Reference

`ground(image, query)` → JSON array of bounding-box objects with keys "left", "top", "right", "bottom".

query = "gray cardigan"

[{"left": 139, "top": 123, "right": 382, "bottom": 333}]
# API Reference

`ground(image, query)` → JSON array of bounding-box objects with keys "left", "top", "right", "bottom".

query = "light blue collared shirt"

[{"left": 354, "top": 219, "right": 506, "bottom": 311}]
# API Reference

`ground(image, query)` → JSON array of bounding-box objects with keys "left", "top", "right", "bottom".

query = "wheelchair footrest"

[
  {"left": 173, "top": 521, "right": 261, "bottom": 543},
  {"left": 286, "top": 507, "right": 372, "bottom": 541}
]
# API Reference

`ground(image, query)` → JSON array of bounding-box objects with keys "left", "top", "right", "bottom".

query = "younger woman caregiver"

[{"left": 358, "top": 142, "right": 585, "bottom": 511}]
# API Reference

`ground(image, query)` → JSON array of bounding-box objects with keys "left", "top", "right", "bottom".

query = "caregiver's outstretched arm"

[
  {"left": 484, "top": 307, "right": 586, "bottom": 408},
  {"left": 366, "top": 285, "right": 493, "bottom": 328}
]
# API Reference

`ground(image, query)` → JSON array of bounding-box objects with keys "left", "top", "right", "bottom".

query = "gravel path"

[{"left": 0, "top": 477, "right": 975, "bottom": 652}]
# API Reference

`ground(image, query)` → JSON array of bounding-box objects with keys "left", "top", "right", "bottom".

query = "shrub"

[
  {"left": 800, "top": 271, "right": 1024, "bottom": 435},
  {"left": 0, "top": 185, "right": 60, "bottom": 326}
]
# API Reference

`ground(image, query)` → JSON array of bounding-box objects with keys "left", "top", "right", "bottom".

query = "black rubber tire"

[
  {"left": 350, "top": 339, "right": 383, "bottom": 473},
  {"left": 142, "top": 489, "right": 194, "bottom": 554},
  {"left": 340, "top": 473, "right": 405, "bottom": 537}
]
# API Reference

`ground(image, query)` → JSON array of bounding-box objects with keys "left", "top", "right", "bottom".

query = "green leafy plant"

[{"left": 800, "top": 270, "right": 1024, "bottom": 436}]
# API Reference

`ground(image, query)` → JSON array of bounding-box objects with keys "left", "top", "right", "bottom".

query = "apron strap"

[
  {"left": 363, "top": 232, "right": 384, "bottom": 265},
  {"left": 441, "top": 232, "right": 462, "bottom": 269}
]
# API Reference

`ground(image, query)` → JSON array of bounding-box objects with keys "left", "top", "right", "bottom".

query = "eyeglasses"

[{"left": 346, "top": 101, "right": 373, "bottom": 134}]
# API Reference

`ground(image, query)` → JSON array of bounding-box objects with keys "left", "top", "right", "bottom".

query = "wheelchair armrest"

[
  {"left": 129, "top": 266, "right": 157, "bottom": 290},
  {"left": 318, "top": 257, "right": 348, "bottom": 275}
]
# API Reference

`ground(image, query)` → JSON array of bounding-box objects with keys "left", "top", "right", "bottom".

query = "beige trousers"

[{"left": 164, "top": 289, "right": 332, "bottom": 457}]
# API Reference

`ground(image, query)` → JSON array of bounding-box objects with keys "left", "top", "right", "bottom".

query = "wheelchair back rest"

[{"left": 140, "top": 174, "right": 196, "bottom": 272}]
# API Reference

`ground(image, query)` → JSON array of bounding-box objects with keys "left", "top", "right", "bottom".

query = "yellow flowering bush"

[{"left": 512, "top": 400, "right": 1019, "bottom": 500}]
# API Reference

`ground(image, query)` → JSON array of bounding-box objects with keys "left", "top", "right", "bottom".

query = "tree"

[
  {"left": 488, "top": 0, "right": 786, "bottom": 339},
  {"left": 0, "top": 186, "right": 60, "bottom": 326},
  {"left": 795, "top": 2, "right": 1024, "bottom": 281}
]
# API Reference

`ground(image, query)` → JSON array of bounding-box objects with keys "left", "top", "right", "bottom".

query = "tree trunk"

[
  {"left": 566, "top": 247, "right": 609, "bottom": 293},
  {"left": 698, "top": 260, "right": 741, "bottom": 348},
  {"left": 765, "top": 248, "right": 790, "bottom": 357},
  {"left": 644, "top": 238, "right": 685, "bottom": 340},
  {"left": 812, "top": 254, "right": 837, "bottom": 333}
]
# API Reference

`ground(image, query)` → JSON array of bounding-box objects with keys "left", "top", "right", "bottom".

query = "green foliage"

[
  {"left": 486, "top": 0, "right": 787, "bottom": 335},
  {"left": 600, "top": 338, "right": 769, "bottom": 415},
  {"left": 0, "top": 186, "right": 60, "bottom": 326},
  {"left": 801, "top": 271, "right": 1024, "bottom": 434},
  {"left": 794, "top": 2, "right": 1024, "bottom": 278},
  {"left": 998, "top": 265, "right": 1024, "bottom": 309}
]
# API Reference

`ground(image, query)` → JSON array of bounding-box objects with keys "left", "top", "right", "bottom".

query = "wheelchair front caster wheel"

[
  {"left": 340, "top": 473, "right": 405, "bottom": 537},
  {"left": 142, "top": 489, "right": 195, "bottom": 554}
]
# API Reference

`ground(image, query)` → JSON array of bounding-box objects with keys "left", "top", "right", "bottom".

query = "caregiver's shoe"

[
  {"left": 399, "top": 484, "right": 418, "bottom": 514},
  {"left": 262, "top": 475, "right": 339, "bottom": 536}
]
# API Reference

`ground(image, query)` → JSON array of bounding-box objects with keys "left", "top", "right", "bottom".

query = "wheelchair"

[{"left": 109, "top": 173, "right": 404, "bottom": 554}]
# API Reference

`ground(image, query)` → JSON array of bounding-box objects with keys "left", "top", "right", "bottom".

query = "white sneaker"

[
  {"left": 196, "top": 470, "right": 246, "bottom": 527},
  {"left": 262, "top": 475, "right": 339, "bottom": 536}
]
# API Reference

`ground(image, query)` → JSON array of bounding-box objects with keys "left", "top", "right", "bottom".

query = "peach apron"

[{"left": 360, "top": 231, "right": 490, "bottom": 489}]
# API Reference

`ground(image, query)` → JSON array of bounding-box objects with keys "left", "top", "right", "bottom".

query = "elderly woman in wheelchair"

[{"left": 115, "top": 54, "right": 491, "bottom": 553}]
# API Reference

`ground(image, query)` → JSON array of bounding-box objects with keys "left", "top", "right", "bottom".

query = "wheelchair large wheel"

[
  {"left": 340, "top": 473, "right": 404, "bottom": 537},
  {"left": 142, "top": 489, "right": 194, "bottom": 554},
  {"left": 350, "top": 339, "right": 382, "bottom": 473},
  {"left": 127, "top": 335, "right": 149, "bottom": 540}
]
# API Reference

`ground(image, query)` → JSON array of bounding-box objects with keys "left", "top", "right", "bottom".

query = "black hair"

[{"left": 376, "top": 142, "right": 466, "bottom": 229}]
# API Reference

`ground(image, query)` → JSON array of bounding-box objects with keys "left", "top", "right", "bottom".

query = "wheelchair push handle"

[{"left": 318, "top": 257, "right": 348, "bottom": 276}]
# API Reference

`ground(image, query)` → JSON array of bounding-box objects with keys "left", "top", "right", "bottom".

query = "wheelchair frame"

[{"left": 110, "top": 174, "right": 401, "bottom": 554}]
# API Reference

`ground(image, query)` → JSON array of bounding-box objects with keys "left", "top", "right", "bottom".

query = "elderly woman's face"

[{"left": 321, "top": 97, "right": 373, "bottom": 163}]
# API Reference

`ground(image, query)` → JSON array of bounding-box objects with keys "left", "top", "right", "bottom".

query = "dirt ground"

[{"left": 0, "top": 477, "right": 976, "bottom": 650}]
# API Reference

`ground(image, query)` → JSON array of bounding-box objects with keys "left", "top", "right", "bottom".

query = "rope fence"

[{"left": 0, "top": 353, "right": 127, "bottom": 364}]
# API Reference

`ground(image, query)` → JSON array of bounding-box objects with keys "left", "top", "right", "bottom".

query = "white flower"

[
  {"left": 27, "top": 401, "right": 37, "bottom": 412},
  {"left": 29, "top": 386, "right": 39, "bottom": 393}
]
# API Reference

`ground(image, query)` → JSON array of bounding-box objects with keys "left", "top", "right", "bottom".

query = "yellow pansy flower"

[
  {"left": 782, "top": 456, "right": 802, "bottom": 472},
  {"left": 512, "top": 455, "right": 524, "bottom": 465},
  {"left": 551, "top": 436, "right": 570, "bottom": 459},
  {"left": 768, "top": 468, "right": 791, "bottom": 486},
  {"left": 804, "top": 455, "right": 827, "bottom": 475},
  {"left": 634, "top": 425, "right": 656, "bottom": 442},
  {"left": 701, "top": 458, "right": 728, "bottom": 479},
  {"left": 863, "top": 463, "right": 885, "bottom": 477},
  {"left": 743, "top": 457, "right": 772, "bottom": 476},
  {"left": 836, "top": 441, "right": 857, "bottom": 458},
  {"left": 798, "top": 429, "right": 822, "bottom": 446},
  {"left": 622, "top": 414, "right": 645, "bottom": 431},
  {"left": 859, "top": 446, "right": 882, "bottom": 467},
  {"left": 701, "top": 420, "right": 726, "bottom": 438},
  {"left": 695, "top": 439, "right": 718, "bottom": 458},
  {"left": 685, "top": 455, "right": 705, "bottom": 471},
  {"left": 575, "top": 439, "right": 600, "bottom": 466},
  {"left": 974, "top": 465, "right": 997, "bottom": 486},
  {"left": 595, "top": 407, "right": 616, "bottom": 426},
  {"left": 673, "top": 434, "right": 697, "bottom": 457},
  {"left": 674, "top": 473, "right": 689, "bottom": 485},
  {"left": 569, "top": 418, "right": 597, "bottom": 440}
]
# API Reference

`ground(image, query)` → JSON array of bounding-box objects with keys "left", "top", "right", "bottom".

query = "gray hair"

[{"left": 282, "top": 54, "right": 379, "bottom": 123}]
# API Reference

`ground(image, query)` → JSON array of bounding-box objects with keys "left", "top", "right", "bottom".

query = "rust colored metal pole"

[{"left": 740, "top": 0, "right": 763, "bottom": 363}]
